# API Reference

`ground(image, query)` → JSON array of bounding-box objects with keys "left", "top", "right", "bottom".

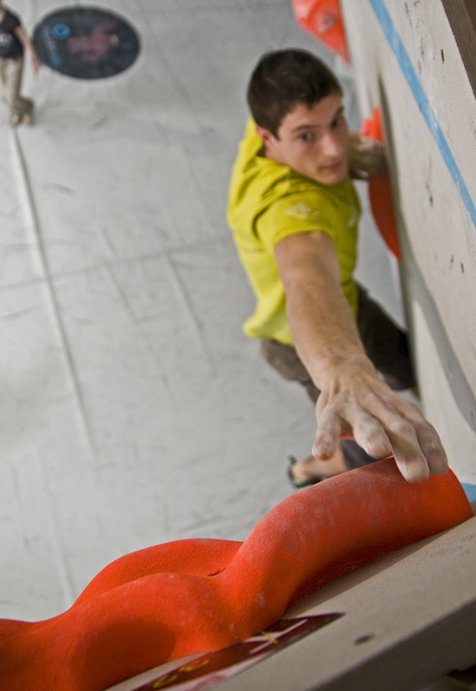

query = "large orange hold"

[
  {"left": 0, "top": 458, "right": 472, "bottom": 690},
  {"left": 361, "top": 107, "right": 401, "bottom": 259},
  {"left": 291, "top": 0, "right": 350, "bottom": 63}
]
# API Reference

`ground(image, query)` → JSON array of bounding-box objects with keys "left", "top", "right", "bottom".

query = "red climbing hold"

[
  {"left": 361, "top": 107, "right": 401, "bottom": 260},
  {"left": 291, "top": 0, "right": 351, "bottom": 63},
  {"left": 0, "top": 457, "right": 471, "bottom": 690}
]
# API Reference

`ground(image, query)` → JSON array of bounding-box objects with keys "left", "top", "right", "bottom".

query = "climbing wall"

[{"left": 341, "top": 0, "right": 476, "bottom": 483}]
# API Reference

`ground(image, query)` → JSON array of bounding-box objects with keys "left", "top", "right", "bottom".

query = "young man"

[
  {"left": 227, "top": 48, "right": 448, "bottom": 485},
  {"left": 0, "top": 2, "right": 40, "bottom": 124}
]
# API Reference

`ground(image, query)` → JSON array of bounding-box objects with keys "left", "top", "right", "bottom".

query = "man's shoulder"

[
  {"left": 228, "top": 155, "right": 319, "bottom": 231},
  {"left": 235, "top": 118, "right": 262, "bottom": 159},
  {"left": 262, "top": 178, "right": 360, "bottom": 243},
  {"left": 264, "top": 176, "right": 346, "bottom": 214}
]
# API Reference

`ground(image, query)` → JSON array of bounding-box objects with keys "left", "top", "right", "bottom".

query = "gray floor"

[{"left": 0, "top": 0, "right": 403, "bottom": 622}]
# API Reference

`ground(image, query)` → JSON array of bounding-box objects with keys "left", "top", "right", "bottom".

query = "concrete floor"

[{"left": 0, "top": 0, "right": 404, "bottom": 622}]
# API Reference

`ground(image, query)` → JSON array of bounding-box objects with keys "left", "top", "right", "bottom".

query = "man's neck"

[{"left": 261, "top": 145, "right": 285, "bottom": 167}]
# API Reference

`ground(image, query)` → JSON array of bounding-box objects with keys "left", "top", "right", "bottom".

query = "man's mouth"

[{"left": 320, "top": 160, "right": 344, "bottom": 172}]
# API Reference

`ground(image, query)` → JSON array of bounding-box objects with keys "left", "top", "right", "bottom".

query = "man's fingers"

[
  {"left": 315, "top": 390, "right": 449, "bottom": 482},
  {"left": 350, "top": 170, "right": 370, "bottom": 181},
  {"left": 349, "top": 134, "right": 387, "bottom": 176},
  {"left": 351, "top": 412, "right": 393, "bottom": 459},
  {"left": 361, "top": 402, "right": 429, "bottom": 481},
  {"left": 374, "top": 410, "right": 445, "bottom": 482},
  {"left": 389, "top": 438, "right": 430, "bottom": 483},
  {"left": 390, "top": 399, "right": 448, "bottom": 475},
  {"left": 375, "top": 398, "right": 448, "bottom": 479},
  {"left": 312, "top": 409, "right": 342, "bottom": 459},
  {"left": 415, "top": 423, "right": 448, "bottom": 476}
]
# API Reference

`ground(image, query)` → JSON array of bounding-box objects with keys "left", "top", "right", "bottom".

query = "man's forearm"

[
  {"left": 284, "top": 260, "right": 371, "bottom": 388},
  {"left": 277, "top": 234, "right": 374, "bottom": 390}
]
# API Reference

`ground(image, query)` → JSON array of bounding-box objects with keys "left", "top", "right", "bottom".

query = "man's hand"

[
  {"left": 275, "top": 230, "right": 448, "bottom": 484},
  {"left": 349, "top": 132, "right": 387, "bottom": 180},
  {"left": 312, "top": 355, "right": 449, "bottom": 482}
]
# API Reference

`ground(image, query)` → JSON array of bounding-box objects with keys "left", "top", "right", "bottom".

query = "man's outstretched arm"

[{"left": 274, "top": 230, "right": 448, "bottom": 483}]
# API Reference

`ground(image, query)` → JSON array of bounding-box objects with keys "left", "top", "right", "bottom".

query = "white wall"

[{"left": 342, "top": 0, "right": 476, "bottom": 482}]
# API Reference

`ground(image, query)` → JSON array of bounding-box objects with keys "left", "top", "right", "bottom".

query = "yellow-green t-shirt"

[{"left": 227, "top": 118, "right": 361, "bottom": 345}]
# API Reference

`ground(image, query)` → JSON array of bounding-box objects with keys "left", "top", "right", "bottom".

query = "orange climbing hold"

[
  {"left": 0, "top": 457, "right": 472, "bottom": 690},
  {"left": 291, "top": 0, "right": 350, "bottom": 62},
  {"left": 361, "top": 106, "right": 401, "bottom": 260}
]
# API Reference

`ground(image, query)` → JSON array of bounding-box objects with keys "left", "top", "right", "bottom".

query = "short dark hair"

[{"left": 247, "top": 49, "right": 342, "bottom": 136}]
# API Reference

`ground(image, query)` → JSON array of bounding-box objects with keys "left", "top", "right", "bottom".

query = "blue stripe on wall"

[
  {"left": 462, "top": 483, "right": 476, "bottom": 504},
  {"left": 369, "top": 0, "right": 476, "bottom": 228}
]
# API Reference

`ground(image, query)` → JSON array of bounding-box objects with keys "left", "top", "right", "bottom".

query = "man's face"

[{"left": 258, "top": 93, "right": 350, "bottom": 186}]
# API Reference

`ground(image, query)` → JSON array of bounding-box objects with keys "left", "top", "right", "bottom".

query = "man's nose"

[{"left": 321, "top": 131, "right": 344, "bottom": 158}]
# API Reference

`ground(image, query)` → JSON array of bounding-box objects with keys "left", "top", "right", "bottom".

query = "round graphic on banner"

[{"left": 33, "top": 6, "right": 140, "bottom": 79}]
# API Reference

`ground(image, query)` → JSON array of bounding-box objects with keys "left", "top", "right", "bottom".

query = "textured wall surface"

[{"left": 342, "top": 0, "right": 476, "bottom": 482}]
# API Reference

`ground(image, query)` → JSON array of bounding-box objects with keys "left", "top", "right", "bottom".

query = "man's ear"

[{"left": 255, "top": 124, "right": 275, "bottom": 148}]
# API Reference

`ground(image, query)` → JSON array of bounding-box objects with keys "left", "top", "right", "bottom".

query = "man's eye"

[{"left": 299, "top": 132, "right": 314, "bottom": 142}]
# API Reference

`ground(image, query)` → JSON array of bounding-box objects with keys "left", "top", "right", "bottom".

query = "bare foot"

[{"left": 290, "top": 446, "right": 347, "bottom": 484}]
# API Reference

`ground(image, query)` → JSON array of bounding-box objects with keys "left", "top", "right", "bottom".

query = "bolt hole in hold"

[
  {"left": 441, "top": 48, "right": 445, "bottom": 62},
  {"left": 354, "top": 633, "right": 375, "bottom": 645}
]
